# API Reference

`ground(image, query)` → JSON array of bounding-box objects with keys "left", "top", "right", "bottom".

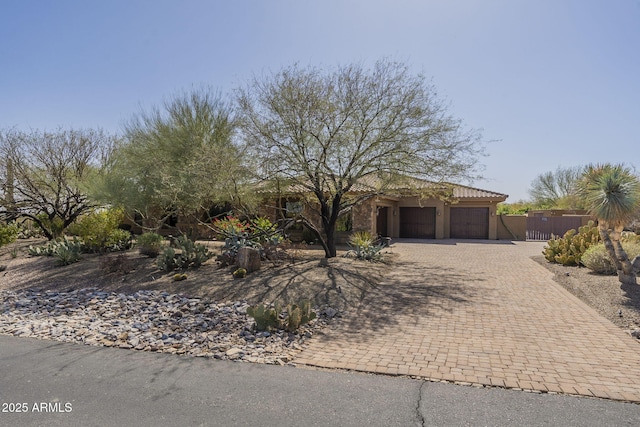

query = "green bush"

[
  {"left": 543, "top": 221, "right": 600, "bottom": 266},
  {"left": 137, "top": 232, "right": 164, "bottom": 257},
  {"left": 157, "top": 236, "right": 213, "bottom": 271},
  {"left": 67, "top": 207, "right": 131, "bottom": 253},
  {"left": 582, "top": 242, "right": 640, "bottom": 275},
  {"left": 0, "top": 223, "right": 19, "bottom": 248},
  {"left": 345, "top": 231, "right": 384, "bottom": 262}
]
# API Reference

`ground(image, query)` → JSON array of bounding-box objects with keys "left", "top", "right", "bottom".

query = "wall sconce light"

[
  {"left": 393, "top": 209, "right": 397, "bottom": 216},
  {"left": 436, "top": 210, "right": 441, "bottom": 216},
  {"left": 491, "top": 211, "right": 495, "bottom": 217}
]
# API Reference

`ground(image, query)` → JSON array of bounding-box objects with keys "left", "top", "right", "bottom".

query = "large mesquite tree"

[
  {"left": 0, "top": 128, "right": 112, "bottom": 239},
  {"left": 238, "top": 60, "right": 485, "bottom": 257}
]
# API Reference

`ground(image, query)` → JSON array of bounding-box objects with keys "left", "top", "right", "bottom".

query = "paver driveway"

[{"left": 294, "top": 240, "right": 640, "bottom": 402}]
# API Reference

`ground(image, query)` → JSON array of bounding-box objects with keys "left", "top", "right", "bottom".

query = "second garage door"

[
  {"left": 450, "top": 207, "right": 489, "bottom": 239},
  {"left": 399, "top": 207, "right": 436, "bottom": 238}
]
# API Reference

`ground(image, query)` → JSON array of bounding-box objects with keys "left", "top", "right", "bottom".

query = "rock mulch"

[{"left": 0, "top": 288, "right": 334, "bottom": 365}]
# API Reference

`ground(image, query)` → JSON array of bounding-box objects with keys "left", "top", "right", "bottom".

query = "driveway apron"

[{"left": 294, "top": 241, "right": 640, "bottom": 402}]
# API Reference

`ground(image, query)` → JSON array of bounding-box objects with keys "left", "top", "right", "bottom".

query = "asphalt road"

[{"left": 1, "top": 335, "right": 640, "bottom": 427}]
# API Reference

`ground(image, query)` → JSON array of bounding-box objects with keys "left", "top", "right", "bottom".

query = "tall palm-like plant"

[{"left": 577, "top": 164, "right": 640, "bottom": 286}]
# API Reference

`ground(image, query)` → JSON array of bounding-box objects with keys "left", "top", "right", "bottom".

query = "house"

[{"left": 264, "top": 176, "right": 508, "bottom": 241}]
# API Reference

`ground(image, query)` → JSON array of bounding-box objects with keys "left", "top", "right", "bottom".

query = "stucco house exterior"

[
  {"left": 264, "top": 176, "right": 508, "bottom": 241},
  {"left": 352, "top": 185, "right": 508, "bottom": 240}
]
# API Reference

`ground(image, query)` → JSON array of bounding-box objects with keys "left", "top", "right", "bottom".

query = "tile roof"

[
  {"left": 451, "top": 184, "right": 508, "bottom": 200},
  {"left": 259, "top": 174, "right": 508, "bottom": 201}
]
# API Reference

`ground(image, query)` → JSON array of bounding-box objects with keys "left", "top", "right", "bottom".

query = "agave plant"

[{"left": 577, "top": 164, "right": 640, "bottom": 286}]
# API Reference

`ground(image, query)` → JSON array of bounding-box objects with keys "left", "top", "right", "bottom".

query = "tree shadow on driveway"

[{"left": 326, "top": 260, "right": 484, "bottom": 336}]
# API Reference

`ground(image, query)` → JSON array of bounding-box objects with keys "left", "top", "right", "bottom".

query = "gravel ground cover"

[
  {"left": 533, "top": 255, "right": 640, "bottom": 336},
  {"left": 0, "top": 239, "right": 388, "bottom": 362}
]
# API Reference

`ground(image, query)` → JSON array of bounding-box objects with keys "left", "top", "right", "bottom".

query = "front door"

[{"left": 376, "top": 206, "right": 388, "bottom": 236}]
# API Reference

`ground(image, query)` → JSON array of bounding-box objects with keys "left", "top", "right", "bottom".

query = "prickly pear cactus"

[
  {"left": 247, "top": 303, "right": 281, "bottom": 331},
  {"left": 542, "top": 221, "right": 600, "bottom": 266},
  {"left": 284, "top": 300, "right": 317, "bottom": 332}
]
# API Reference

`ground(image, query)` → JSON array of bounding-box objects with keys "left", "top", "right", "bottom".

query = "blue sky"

[{"left": 1, "top": 0, "right": 639, "bottom": 201}]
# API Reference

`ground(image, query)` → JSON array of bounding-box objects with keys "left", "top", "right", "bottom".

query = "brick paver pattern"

[{"left": 294, "top": 241, "right": 640, "bottom": 402}]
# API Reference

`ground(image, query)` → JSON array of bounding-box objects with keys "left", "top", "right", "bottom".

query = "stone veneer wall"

[{"left": 351, "top": 200, "right": 374, "bottom": 234}]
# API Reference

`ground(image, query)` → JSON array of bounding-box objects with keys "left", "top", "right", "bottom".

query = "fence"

[{"left": 525, "top": 216, "right": 584, "bottom": 241}]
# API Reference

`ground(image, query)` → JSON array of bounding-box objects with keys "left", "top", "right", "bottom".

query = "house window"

[{"left": 278, "top": 198, "right": 303, "bottom": 230}]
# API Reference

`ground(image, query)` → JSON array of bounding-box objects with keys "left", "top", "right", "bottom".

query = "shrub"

[
  {"left": 543, "top": 221, "right": 600, "bottom": 266},
  {"left": 232, "top": 267, "right": 247, "bottom": 278},
  {"left": 348, "top": 231, "right": 374, "bottom": 247},
  {"left": 137, "top": 232, "right": 164, "bottom": 257},
  {"left": 213, "top": 216, "right": 286, "bottom": 266},
  {"left": 212, "top": 215, "right": 248, "bottom": 238},
  {"left": 249, "top": 217, "right": 282, "bottom": 243},
  {"left": 345, "top": 231, "right": 385, "bottom": 262},
  {"left": 0, "top": 223, "right": 19, "bottom": 248},
  {"left": 157, "top": 236, "right": 213, "bottom": 271},
  {"left": 67, "top": 207, "right": 131, "bottom": 253},
  {"left": 582, "top": 242, "right": 640, "bottom": 275}
]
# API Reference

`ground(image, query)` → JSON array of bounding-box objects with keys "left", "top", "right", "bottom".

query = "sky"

[{"left": 1, "top": 0, "right": 639, "bottom": 201}]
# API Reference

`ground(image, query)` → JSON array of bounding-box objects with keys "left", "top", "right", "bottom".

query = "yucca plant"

[{"left": 577, "top": 164, "right": 640, "bottom": 286}]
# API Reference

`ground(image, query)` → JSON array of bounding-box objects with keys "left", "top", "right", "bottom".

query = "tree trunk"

[
  {"left": 324, "top": 225, "right": 337, "bottom": 258},
  {"left": 600, "top": 224, "right": 637, "bottom": 286}
]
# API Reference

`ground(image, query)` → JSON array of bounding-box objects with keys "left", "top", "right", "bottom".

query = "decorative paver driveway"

[{"left": 295, "top": 240, "right": 640, "bottom": 402}]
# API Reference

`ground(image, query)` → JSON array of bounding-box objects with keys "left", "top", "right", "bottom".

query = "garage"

[
  {"left": 399, "top": 207, "right": 436, "bottom": 238},
  {"left": 450, "top": 207, "right": 489, "bottom": 239}
]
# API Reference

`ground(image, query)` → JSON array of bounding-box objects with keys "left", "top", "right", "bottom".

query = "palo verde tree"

[
  {"left": 0, "top": 128, "right": 113, "bottom": 240},
  {"left": 94, "top": 89, "right": 248, "bottom": 232},
  {"left": 577, "top": 163, "right": 640, "bottom": 286},
  {"left": 238, "top": 59, "right": 484, "bottom": 258}
]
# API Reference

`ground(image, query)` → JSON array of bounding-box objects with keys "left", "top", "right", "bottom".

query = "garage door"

[
  {"left": 399, "top": 207, "right": 436, "bottom": 238},
  {"left": 450, "top": 207, "right": 489, "bottom": 239}
]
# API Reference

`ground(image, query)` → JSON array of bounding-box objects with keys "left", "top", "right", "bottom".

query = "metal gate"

[{"left": 526, "top": 216, "right": 583, "bottom": 241}]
